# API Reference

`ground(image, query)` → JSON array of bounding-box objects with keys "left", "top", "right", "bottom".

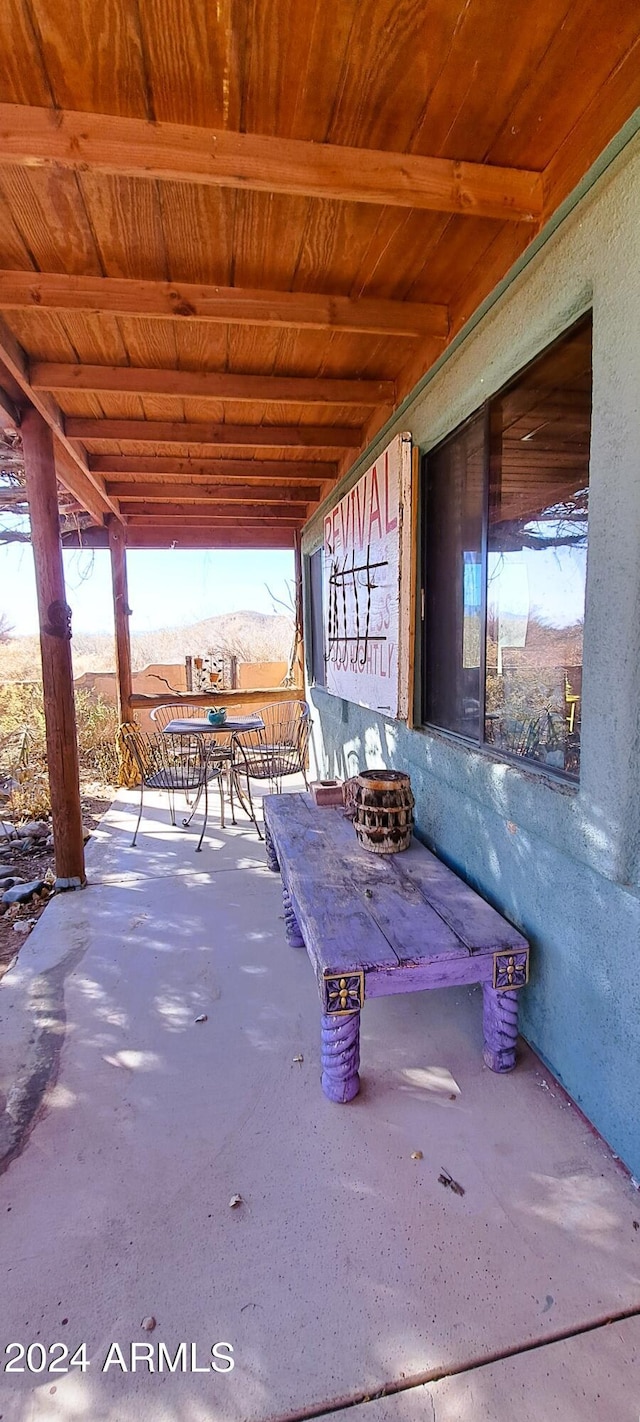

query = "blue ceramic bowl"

[{"left": 207, "top": 708, "right": 227, "bottom": 727}]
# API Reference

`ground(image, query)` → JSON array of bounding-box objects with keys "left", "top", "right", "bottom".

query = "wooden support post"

[
  {"left": 108, "top": 516, "right": 133, "bottom": 723},
  {"left": 21, "top": 407, "right": 85, "bottom": 889}
]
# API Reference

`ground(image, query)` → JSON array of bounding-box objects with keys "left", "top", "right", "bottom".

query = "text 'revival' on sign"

[{"left": 323, "top": 432, "right": 413, "bottom": 719}]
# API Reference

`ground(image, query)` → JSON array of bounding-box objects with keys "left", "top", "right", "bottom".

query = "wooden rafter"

[
  {"left": 31, "top": 363, "right": 394, "bottom": 407},
  {"left": 0, "top": 270, "right": 448, "bottom": 340},
  {"left": 72, "top": 421, "right": 360, "bottom": 450},
  {"left": 63, "top": 525, "right": 296, "bottom": 550},
  {"left": 123, "top": 500, "right": 307, "bottom": 520},
  {"left": 131, "top": 520, "right": 296, "bottom": 537},
  {"left": 90, "top": 456, "right": 335, "bottom": 481},
  {"left": 0, "top": 104, "right": 543, "bottom": 222},
  {"left": 0, "top": 319, "right": 116, "bottom": 522},
  {"left": 54, "top": 448, "right": 116, "bottom": 527},
  {"left": 0, "top": 9, "right": 632, "bottom": 554},
  {"left": 0, "top": 382, "right": 21, "bottom": 429},
  {"left": 122, "top": 510, "right": 313, "bottom": 527},
  {"left": 125, "top": 521, "right": 301, "bottom": 539},
  {"left": 109, "top": 482, "right": 323, "bottom": 503}
]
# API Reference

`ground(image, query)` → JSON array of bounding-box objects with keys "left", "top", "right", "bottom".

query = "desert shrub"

[
  {"left": 73, "top": 688, "right": 120, "bottom": 783},
  {"left": 0, "top": 682, "right": 47, "bottom": 752},
  {"left": 0, "top": 684, "right": 46, "bottom": 790},
  {"left": 0, "top": 684, "right": 50, "bottom": 820},
  {"left": 0, "top": 681, "right": 119, "bottom": 821},
  {"left": 5, "top": 770, "right": 51, "bottom": 821}
]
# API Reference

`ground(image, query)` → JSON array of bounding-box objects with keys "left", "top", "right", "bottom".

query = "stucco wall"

[
  {"left": 302, "top": 134, "right": 640, "bottom": 1178},
  {"left": 75, "top": 664, "right": 188, "bottom": 732},
  {"left": 237, "top": 661, "right": 288, "bottom": 689}
]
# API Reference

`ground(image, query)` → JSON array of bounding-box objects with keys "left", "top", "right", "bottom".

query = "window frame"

[
  {"left": 420, "top": 403, "right": 489, "bottom": 741},
  {"left": 419, "top": 313, "right": 592, "bottom": 786},
  {"left": 305, "top": 546, "right": 326, "bottom": 688}
]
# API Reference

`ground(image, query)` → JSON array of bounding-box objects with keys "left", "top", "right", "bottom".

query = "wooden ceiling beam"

[
  {"left": 62, "top": 525, "right": 294, "bottom": 550},
  {"left": 0, "top": 383, "right": 21, "bottom": 429},
  {"left": 123, "top": 500, "right": 307, "bottom": 520},
  {"left": 0, "top": 104, "right": 543, "bottom": 223},
  {"left": 31, "top": 363, "right": 394, "bottom": 407},
  {"left": 0, "top": 320, "right": 117, "bottom": 522},
  {"left": 0, "top": 270, "right": 449, "bottom": 341},
  {"left": 126, "top": 514, "right": 300, "bottom": 530},
  {"left": 54, "top": 448, "right": 118, "bottom": 526},
  {"left": 125, "top": 524, "right": 301, "bottom": 544},
  {"left": 109, "top": 481, "right": 321, "bottom": 503},
  {"left": 71, "top": 419, "right": 359, "bottom": 450},
  {"left": 126, "top": 514, "right": 301, "bottom": 524},
  {"left": 89, "top": 455, "right": 336, "bottom": 479},
  {"left": 129, "top": 529, "right": 295, "bottom": 549}
]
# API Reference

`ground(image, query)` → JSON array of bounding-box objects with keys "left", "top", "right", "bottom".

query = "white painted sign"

[{"left": 322, "top": 432, "right": 413, "bottom": 718}]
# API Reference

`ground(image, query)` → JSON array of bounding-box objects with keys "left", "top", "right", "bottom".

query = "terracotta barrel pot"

[{"left": 353, "top": 769, "right": 414, "bottom": 854}]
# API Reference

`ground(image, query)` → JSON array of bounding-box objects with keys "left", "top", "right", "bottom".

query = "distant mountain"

[
  {"left": 0, "top": 610, "right": 294, "bottom": 680},
  {"left": 127, "top": 610, "right": 293, "bottom": 671}
]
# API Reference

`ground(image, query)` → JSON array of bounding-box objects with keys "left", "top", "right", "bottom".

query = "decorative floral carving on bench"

[
  {"left": 492, "top": 950, "right": 529, "bottom": 991},
  {"left": 323, "top": 972, "right": 365, "bottom": 1015}
]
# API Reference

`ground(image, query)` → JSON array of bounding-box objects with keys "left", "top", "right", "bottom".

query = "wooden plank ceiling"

[{"left": 0, "top": 0, "right": 637, "bottom": 549}]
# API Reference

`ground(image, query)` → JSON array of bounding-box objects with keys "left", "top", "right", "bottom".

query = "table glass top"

[{"left": 163, "top": 715, "right": 264, "bottom": 734}]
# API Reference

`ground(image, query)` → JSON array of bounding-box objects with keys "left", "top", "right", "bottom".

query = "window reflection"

[
  {"left": 485, "top": 319, "right": 591, "bottom": 775},
  {"left": 424, "top": 413, "right": 484, "bottom": 738}
]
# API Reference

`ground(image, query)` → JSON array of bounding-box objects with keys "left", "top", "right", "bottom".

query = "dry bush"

[
  {"left": 0, "top": 636, "right": 41, "bottom": 682},
  {"left": 0, "top": 681, "right": 119, "bottom": 821},
  {"left": 5, "top": 771, "right": 51, "bottom": 822},
  {"left": 0, "top": 683, "right": 50, "bottom": 819},
  {"left": 0, "top": 683, "right": 46, "bottom": 759},
  {"left": 74, "top": 688, "right": 120, "bottom": 783}
]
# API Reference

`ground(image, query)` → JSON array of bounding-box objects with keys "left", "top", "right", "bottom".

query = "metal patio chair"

[
  {"left": 150, "top": 701, "right": 233, "bottom": 807},
  {"left": 149, "top": 703, "right": 200, "bottom": 730},
  {"left": 497, "top": 710, "right": 563, "bottom": 764},
  {"left": 119, "top": 724, "right": 222, "bottom": 853},
  {"left": 230, "top": 700, "right": 312, "bottom": 837}
]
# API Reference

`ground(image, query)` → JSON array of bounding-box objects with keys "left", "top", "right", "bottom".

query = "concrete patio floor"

[{"left": 0, "top": 783, "right": 639, "bottom": 1421}]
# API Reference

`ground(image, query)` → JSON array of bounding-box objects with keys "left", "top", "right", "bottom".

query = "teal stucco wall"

[{"left": 302, "top": 135, "right": 640, "bottom": 1179}]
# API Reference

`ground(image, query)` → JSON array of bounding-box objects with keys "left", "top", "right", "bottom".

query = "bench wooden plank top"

[
  {"left": 263, "top": 792, "right": 530, "bottom": 1102},
  {"left": 266, "top": 793, "right": 527, "bottom": 959}
]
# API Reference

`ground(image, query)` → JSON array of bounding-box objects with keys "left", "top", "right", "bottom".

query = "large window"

[{"left": 422, "top": 315, "right": 591, "bottom": 780}]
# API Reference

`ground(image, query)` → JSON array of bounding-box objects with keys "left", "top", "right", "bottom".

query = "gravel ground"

[{"left": 0, "top": 786, "right": 114, "bottom": 979}]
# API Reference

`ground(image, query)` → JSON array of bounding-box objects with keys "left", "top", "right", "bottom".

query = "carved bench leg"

[
  {"left": 482, "top": 984, "right": 519, "bottom": 1072},
  {"left": 283, "top": 885, "right": 304, "bottom": 948},
  {"left": 321, "top": 1011, "right": 360, "bottom": 1102},
  {"left": 264, "top": 823, "right": 280, "bottom": 872}
]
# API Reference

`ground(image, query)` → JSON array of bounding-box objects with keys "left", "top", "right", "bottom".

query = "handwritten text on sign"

[{"left": 323, "top": 433, "right": 412, "bottom": 717}]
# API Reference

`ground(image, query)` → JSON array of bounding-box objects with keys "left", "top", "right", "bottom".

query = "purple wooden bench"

[{"left": 263, "top": 793, "right": 530, "bottom": 1103}]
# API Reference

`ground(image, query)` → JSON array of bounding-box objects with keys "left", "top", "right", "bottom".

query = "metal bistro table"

[{"left": 163, "top": 715, "right": 265, "bottom": 831}]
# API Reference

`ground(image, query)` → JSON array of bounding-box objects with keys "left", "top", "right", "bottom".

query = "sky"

[
  {"left": 0, "top": 527, "right": 586, "bottom": 640},
  {"left": 0, "top": 543, "right": 295, "bottom": 636},
  {"left": 487, "top": 545, "right": 587, "bottom": 628}
]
